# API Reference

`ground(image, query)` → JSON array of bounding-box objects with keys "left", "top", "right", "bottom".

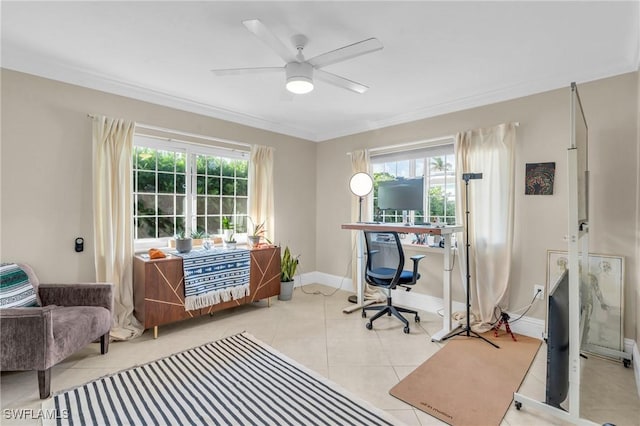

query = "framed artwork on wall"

[
  {"left": 546, "top": 250, "right": 624, "bottom": 359},
  {"left": 525, "top": 162, "right": 555, "bottom": 195}
]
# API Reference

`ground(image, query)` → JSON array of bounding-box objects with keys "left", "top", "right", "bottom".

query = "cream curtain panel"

[
  {"left": 248, "top": 145, "right": 275, "bottom": 243},
  {"left": 92, "top": 116, "right": 143, "bottom": 341},
  {"left": 349, "top": 150, "right": 384, "bottom": 302},
  {"left": 454, "top": 123, "right": 516, "bottom": 332}
]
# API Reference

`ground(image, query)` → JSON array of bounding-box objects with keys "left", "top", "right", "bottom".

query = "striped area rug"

[{"left": 43, "top": 332, "right": 401, "bottom": 426}]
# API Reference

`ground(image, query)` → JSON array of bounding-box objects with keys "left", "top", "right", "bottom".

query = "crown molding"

[
  {"left": 3, "top": 48, "right": 636, "bottom": 144},
  {"left": 314, "top": 62, "right": 637, "bottom": 142},
  {"left": 1, "top": 50, "right": 320, "bottom": 142}
]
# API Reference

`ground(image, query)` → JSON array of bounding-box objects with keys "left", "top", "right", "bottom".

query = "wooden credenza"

[{"left": 133, "top": 246, "right": 281, "bottom": 337}]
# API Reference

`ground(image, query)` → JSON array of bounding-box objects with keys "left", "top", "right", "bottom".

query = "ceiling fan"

[{"left": 211, "top": 19, "right": 383, "bottom": 95}]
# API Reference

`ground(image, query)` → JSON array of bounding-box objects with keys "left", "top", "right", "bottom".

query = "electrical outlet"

[{"left": 534, "top": 285, "right": 544, "bottom": 300}]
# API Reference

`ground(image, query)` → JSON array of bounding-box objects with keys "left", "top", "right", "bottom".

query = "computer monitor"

[{"left": 377, "top": 177, "right": 424, "bottom": 211}]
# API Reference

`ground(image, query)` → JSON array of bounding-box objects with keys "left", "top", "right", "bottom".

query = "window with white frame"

[
  {"left": 133, "top": 135, "right": 249, "bottom": 246},
  {"left": 371, "top": 139, "right": 456, "bottom": 227}
]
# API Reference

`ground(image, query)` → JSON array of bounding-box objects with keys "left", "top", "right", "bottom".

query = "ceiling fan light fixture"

[
  {"left": 285, "top": 62, "right": 314, "bottom": 94},
  {"left": 286, "top": 77, "right": 314, "bottom": 94}
]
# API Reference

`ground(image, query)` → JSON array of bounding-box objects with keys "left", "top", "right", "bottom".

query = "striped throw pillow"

[{"left": 0, "top": 263, "right": 39, "bottom": 308}]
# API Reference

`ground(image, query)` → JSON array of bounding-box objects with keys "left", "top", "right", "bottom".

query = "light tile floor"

[{"left": 1, "top": 284, "right": 638, "bottom": 425}]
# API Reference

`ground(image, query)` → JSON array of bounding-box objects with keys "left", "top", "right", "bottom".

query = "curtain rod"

[
  {"left": 87, "top": 114, "right": 252, "bottom": 148},
  {"left": 369, "top": 135, "right": 455, "bottom": 154},
  {"left": 346, "top": 135, "right": 455, "bottom": 156},
  {"left": 346, "top": 121, "right": 520, "bottom": 156}
]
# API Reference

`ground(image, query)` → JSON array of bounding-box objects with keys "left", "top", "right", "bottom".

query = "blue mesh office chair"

[{"left": 362, "top": 231, "right": 425, "bottom": 334}]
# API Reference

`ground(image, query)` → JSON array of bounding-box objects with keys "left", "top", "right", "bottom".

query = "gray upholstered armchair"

[{"left": 0, "top": 264, "right": 113, "bottom": 399}]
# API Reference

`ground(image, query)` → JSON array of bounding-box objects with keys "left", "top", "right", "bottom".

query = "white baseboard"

[
  {"left": 502, "top": 315, "right": 546, "bottom": 339},
  {"left": 389, "top": 287, "right": 467, "bottom": 320},
  {"left": 295, "top": 271, "right": 352, "bottom": 291},
  {"left": 302, "top": 271, "right": 545, "bottom": 339},
  {"left": 633, "top": 341, "right": 640, "bottom": 399}
]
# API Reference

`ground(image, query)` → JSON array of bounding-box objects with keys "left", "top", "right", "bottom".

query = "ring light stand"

[
  {"left": 441, "top": 172, "right": 499, "bottom": 349},
  {"left": 349, "top": 172, "right": 374, "bottom": 223},
  {"left": 348, "top": 172, "right": 374, "bottom": 304}
]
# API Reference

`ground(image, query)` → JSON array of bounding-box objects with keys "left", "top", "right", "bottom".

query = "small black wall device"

[{"left": 75, "top": 237, "right": 84, "bottom": 252}]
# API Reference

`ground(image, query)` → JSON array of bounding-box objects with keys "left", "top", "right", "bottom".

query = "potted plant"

[
  {"left": 190, "top": 229, "right": 207, "bottom": 247},
  {"left": 279, "top": 246, "right": 299, "bottom": 301},
  {"left": 174, "top": 230, "right": 192, "bottom": 253},
  {"left": 247, "top": 217, "right": 266, "bottom": 248},
  {"left": 223, "top": 233, "right": 237, "bottom": 250},
  {"left": 221, "top": 216, "right": 234, "bottom": 242}
]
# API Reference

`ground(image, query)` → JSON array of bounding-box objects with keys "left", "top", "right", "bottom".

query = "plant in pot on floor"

[
  {"left": 174, "top": 230, "right": 192, "bottom": 253},
  {"left": 279, "top": 246, "right": 299, "bottom": 301}
]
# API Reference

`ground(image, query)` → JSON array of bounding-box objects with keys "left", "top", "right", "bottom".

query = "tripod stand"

[{"left": 442, "top": 172, "right": 499, "bottom": 349}]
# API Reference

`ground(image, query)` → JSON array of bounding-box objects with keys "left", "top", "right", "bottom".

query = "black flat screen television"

[
  {"left": 545, "top": 269, "right": 570, "bottom": 408},
  {"left": 377, "top": 177, "right": 424, "bottom": 211}
]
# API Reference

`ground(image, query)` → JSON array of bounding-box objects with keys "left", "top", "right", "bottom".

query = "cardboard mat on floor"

[{"left": 390, "top": 332, "right": 541, "bottom": 426}]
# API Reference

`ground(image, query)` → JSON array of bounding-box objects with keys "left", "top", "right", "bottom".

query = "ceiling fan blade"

[
  {"left": 211, "top": 67, "right": 282, "bottom": 76},
  {"left": 242, "top": 19, "right": 296, "bottom": 63},
  {"left": 315, "top": 69, "right": 369, "bottom": 94},
  {"left": 308, "top": 38, "right": 383, "bottom": 68}
]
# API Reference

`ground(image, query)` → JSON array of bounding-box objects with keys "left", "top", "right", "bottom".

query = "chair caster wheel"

[
  {"left": 366, "top": 322, "right": 373, "bottom": 330},
  {"left": 514, "top": 401, "right": 522, "bottom": 410},
  {"left": 415, "top": 315, "right": 420, "bottom": 323},
  {"left": 403, "top": 326, "right": 410, "bottom": 334},
  {"left": 361, "top": 311, "right": 367, "bottom": 318}
]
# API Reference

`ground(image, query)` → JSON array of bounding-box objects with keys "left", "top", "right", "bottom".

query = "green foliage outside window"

[
  {"left": 133, "top": 145, "right": 248, "bottom": 240},
  {"left": 372, "top": 155, "right": 456, "bottom": 225},
  {"left": 428, "top": 186, "right": 456, "bottom": 224}
]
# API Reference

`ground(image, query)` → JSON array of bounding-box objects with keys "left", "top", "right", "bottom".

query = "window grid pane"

[
  {"left": 133, "top": 145, "right": 248, "bottom": 241},
  {"left": 193, "top": 153, "right": 249, "bottom": 236},
  {"left": 372, "top": 147, "right": 456, "bottom": 242}
]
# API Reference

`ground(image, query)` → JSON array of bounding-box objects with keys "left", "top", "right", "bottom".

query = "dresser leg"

[{"left": 153, "top": 326, "right": 158, "bottom": 339}]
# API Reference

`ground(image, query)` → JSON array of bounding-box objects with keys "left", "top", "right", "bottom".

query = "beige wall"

[
  {"left": 2, "top": 69, "right": 637, "bottom": 340},
  {"left": 1, "top": 69, "right": 317, "bottom": 282},
  {"left": 316, "top": 73, "right": 638, "bottom": 339}
]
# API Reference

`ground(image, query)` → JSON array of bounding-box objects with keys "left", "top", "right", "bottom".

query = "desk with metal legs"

[{"left": 341, "top": 222, "right": 462, "bottom": 341}]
